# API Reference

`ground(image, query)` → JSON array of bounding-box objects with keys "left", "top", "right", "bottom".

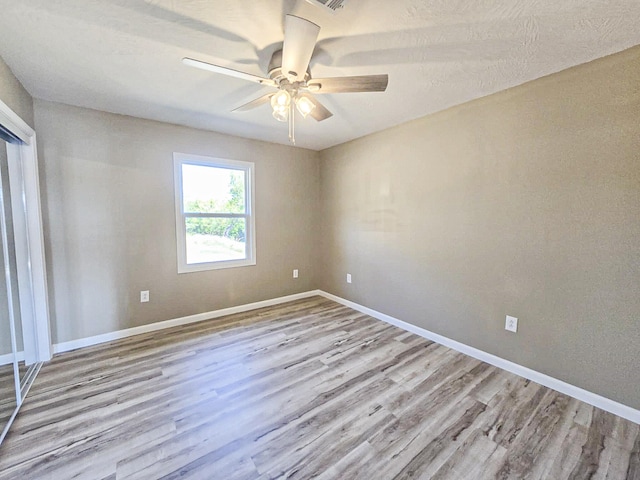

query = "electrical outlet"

[
  {"left": 293, "top": 269, "right": 299, "bottom": 279},
  {"left": 505, "top": 315, "right": 518, "bottom": 333},
  {"left": 346, "top": 273, "right": 352, "bottom": 284},
  {"left": 140, "top": 290, "right": 149, "bottom": 303}
]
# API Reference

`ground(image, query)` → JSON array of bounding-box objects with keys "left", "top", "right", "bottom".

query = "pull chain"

[{"left": 288, "top": 101, "right": 295, "bottom": 145}]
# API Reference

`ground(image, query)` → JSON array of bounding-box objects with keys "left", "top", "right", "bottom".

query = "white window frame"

[{"left": 173, "top": 153, "right": 256, "bottom": 273}]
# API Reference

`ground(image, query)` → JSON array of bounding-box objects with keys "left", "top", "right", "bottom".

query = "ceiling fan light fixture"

[
  {"left": 271, "top": 89, "right": 292, "bottom": 122},
  {"left": 272, "top": 108, "right": 289, "bottom": 122},
  {"left": 296, "top": 96, "right": 316, "bottom": 118},
  {"left": 184, "top": 13, "right": 387, "bottom": 145},
  {"left": 271, "top": 89, "right": 291, "bottom": 109}
]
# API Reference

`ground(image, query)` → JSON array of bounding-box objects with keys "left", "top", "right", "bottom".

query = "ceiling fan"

[{"left": 182, "top": 14, "right": 389, "bottom": 144}]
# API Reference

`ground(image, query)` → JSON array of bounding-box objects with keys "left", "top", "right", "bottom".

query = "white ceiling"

[{"left": 1, "top": 0, "right": 639, "bottom": 151}]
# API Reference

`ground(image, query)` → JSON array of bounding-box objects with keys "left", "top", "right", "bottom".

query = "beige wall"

[
  {"left": 35, "top": 100, "right": 320, "bottom": 344},
  {"left": 319, "top": 46, "right": 640, "bottom": 409}
]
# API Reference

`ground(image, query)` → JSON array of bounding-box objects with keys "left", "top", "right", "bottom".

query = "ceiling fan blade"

[
  {"left": 232, "top": 94, "right": 274, "bottom": 112},
  {"left": 299, "top": 94, "right": 333, "bottom": 122},
  {"left": 307, "top": 74, "right": 388, "bottom": 93},
  {"left": 182, "top": 57, "right": 275, "bottom": 86},
  {"left": 282, "top": 15, "right": 320, "bottom": 81}
]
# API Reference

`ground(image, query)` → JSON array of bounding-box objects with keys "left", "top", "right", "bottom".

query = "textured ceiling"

[{"left": 0, "top": 0, "right": 639, "bottom": 150}]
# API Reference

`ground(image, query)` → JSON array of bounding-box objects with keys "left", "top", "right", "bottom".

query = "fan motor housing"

[{"left": 268, "top": 49, "right": 311, "bottom": 85}]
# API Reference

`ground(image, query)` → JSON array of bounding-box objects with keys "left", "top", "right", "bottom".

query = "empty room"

[{"left": 0, "top": 0, "right": 639, "bottom": 479}]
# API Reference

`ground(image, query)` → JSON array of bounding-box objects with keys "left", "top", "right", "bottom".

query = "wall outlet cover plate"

[{"left": 505, "top": 315, "right": 518, "bottom": 333}]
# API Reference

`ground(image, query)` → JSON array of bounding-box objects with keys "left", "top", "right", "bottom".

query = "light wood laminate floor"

[
  {"left": 0, "top": 296, "right": 638, "bottom": 479},
  {"left": 0, "top": 364, "right": 18, "bottom": 429}
]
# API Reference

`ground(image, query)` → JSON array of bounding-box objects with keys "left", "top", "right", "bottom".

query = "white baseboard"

[
  {"left": 47, "top": 288, "right": 639, "bottom": 425},
  {"left": 53, "top": 290, "right": 322, "bottom": 354},
  {"left": 0, "top": 350, "right": 25, "bottom": 367},
  {"left": 318, "top": 291, "right": 640, "bottom": 425}
]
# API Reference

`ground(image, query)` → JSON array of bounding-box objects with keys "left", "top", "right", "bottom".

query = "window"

[{"left": 174, "top": 153, "right": 255, "bottom": 273}]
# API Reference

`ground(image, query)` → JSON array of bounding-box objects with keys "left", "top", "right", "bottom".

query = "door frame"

[{"left": 0, "top": 98, "right": 51, "bottom": 365}]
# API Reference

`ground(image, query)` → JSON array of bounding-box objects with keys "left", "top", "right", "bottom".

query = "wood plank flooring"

[
  {"left": 0, "top": 364, "right": 18, "bottom": 430},
  {"left": 0, "top": 296, "right": 638, "bottom": 479},
  {"left": 1, "top": 361, "right": 28, "bottom": 432}
]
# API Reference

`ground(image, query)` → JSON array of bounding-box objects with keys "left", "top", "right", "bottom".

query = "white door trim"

[
  {"left": 0, "top": 100, "right": 31, "bottom": 145},
  {"left": 0, "top": 98, "right": 51, "bottom": 364}
]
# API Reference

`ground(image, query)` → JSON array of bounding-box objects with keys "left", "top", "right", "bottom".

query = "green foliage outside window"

[{"left": 185, "top": 173, "right": 246, "bottom": 242}]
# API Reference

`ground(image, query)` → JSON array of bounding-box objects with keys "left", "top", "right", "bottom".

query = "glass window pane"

[
  {"left": 182, "top": 164, "right": 245, "bottom": 214},
  {"left": 185, "top": 217, "right": 246, "bottom": 264}
]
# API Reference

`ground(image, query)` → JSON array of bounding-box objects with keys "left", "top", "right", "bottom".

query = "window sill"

[{"left": 177, "top": 259, "right": 256, "bottom": 274}]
